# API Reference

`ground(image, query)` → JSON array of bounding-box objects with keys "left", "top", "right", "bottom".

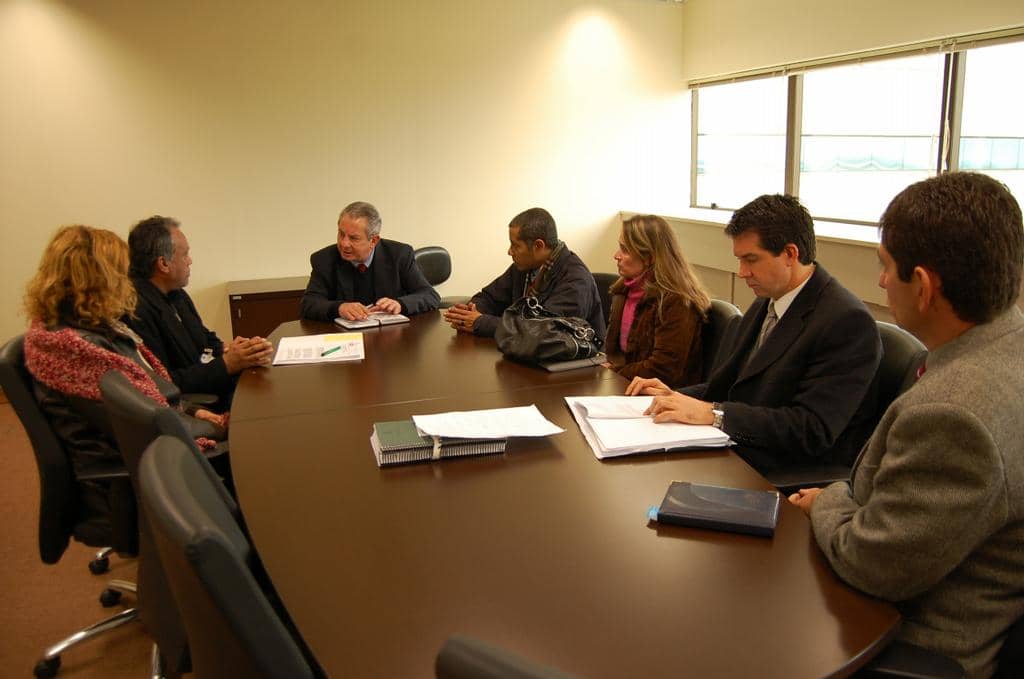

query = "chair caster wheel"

[
  {"left": 88, "top": 557, "right": 109, "bottom": 575},
  {"left": 99, "top": 588, "right": 123, "bottom": 607},
  {"left": 34, "top": 655, "right": 60, "bottom": 678}
]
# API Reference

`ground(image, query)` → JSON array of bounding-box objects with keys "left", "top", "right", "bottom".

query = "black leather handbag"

[{"left": 495, "top": 297, "right": 602, "bottom": 363}]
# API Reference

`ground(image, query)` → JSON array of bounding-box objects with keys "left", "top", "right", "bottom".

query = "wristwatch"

[{"left": 711, "top": 402, "right": 725, "bottom": 430}]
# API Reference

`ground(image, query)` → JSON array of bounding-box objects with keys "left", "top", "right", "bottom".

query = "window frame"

[{"left": 689, "top": 28, "right": 1024, "bottom": 227}]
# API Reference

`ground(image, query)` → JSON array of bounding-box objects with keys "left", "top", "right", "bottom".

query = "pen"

[{"left": 321, "top": 346, "right": 341, "bottom": 357}]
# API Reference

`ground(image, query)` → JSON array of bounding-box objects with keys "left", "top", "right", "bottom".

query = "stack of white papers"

[
  {"left": 413, "top": 405, "right": 564, "bottom": 439},
  {"left": 565, "top": 396, "right": 731, "bottom": 460},
  {"left": 272, "top": 333, "right": 365, "bottom": 365}
]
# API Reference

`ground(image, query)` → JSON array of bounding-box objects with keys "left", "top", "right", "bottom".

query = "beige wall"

[
  {"left": 0, "top": 0, "right": 687, "bottom": 341},
  {"left": 680, "top": 0, "right": 1024, "bottom": 81},
  {"left": 5, "top": 1, "right": 1022, "bottom": 344}
]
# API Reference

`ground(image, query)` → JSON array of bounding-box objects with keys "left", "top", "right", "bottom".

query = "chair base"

[
  {"left": 35, "top": 607, "right": 139, "bottom": 678},
  {"left": 89, "top": 547, "right": 112, "bottom": 574},
  {"left": 34, "top": 580, "right": 139, "bottom": 679}
]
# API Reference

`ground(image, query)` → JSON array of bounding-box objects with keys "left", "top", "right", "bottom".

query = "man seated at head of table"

[
  {"left": 627, "top": 194, "right": 882, "bottom": 475},
  {"left": 443, "top": 207, "right": 606, "bottom": 339},
  {"left": 790, "top": 172, "right": 1024, "bottom": 678},
  {"left": 127, "top": 215, "right": 273, "bottom": 411},
  {"left": 300, "top": 201, "right": 440, "bottom": 322}
]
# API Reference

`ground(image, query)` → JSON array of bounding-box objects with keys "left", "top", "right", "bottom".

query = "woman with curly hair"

[
  {"left": 23, "top": 225, "right": 223, "bottom": 525},
  {"left": 603, "top": 215, "right": 711, "bottom": 388}
]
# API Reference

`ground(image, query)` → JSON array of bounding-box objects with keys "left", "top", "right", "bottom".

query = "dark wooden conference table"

[{"left": 230, "top": 312, "right": 899, "bottom": 678}]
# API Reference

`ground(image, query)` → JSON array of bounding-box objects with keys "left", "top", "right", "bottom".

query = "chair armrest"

[
  {"left": 439, "top": 295, "right": 472, "bottom": 309},
  {"left": 76, "top": 460, "right": 130, "bottom": 483},
  {"left": 763, "top": 464, "right": 851, "bottom": 496},
  {"left": 861, "top": 639, "right": 965, "bottom": 679},
  {"left": 436, "top": 635, "right": 580, "bottom": 679},
  {"left": 181, "top": 392, "right": 219, "bottom": 414}
]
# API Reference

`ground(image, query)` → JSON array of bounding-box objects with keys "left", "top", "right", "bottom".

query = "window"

[
  {"left": 689, "top": 31, "right": 1024, "bottom": 226},
  {"left": 958, "top": 41, "right": 1024, "bottom": 204},
  {"left": 800, "top": 56, "right": 944, "bottom": 222},
  {"left": 695, "top": 78, "right": 786, "bottom": 210}
]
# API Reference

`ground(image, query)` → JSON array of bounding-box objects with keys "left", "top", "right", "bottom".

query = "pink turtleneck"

[{"left": 619, "top": 274, "right": 647, "bottom": 352}]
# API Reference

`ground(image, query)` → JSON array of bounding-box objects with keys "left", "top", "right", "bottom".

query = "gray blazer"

[{"left": 811, "top": 307, "right": 1024, "bottom": 678}]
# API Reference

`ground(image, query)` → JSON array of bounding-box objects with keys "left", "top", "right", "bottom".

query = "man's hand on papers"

[
  {"left": 338, "top": 302, "right": 373, "bottom": 320},
  {"left": 645, "top": 392, "right": 715, "bottom": 425},
  {"left": 625, "top": 376, "right": 673, "bottom": 397},
  {"left": 788, "top": 487, "right": 822, "bottom": 516},
  {"left": 223, "top": 336, "right": 274, "bottom": 373},
  {"left": 443, "top": 302, "right": 481, "bottom": 333},
  {"left": 370, "top": 297, "right": 402, "bottom": 315}
]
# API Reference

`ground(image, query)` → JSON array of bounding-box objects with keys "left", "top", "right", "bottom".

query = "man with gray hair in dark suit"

[
  {"left": 301, "top": 201, "right": 440, "bottom": 322},
  {"left": 791, "top": 172, "right": 1024, "bottom": 677}
]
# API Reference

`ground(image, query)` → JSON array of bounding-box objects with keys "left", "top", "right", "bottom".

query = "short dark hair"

[
  {"left": 880, "top": 172, "right": 1023, "bottom": 324},
  {"left": 129, "top": 215, "right": 179, "bottom": 278},
  {"left": 725, "top": 194, "right": 816, "bottom": 264},
  {"left": 509, "top": 207, "right": 559, "bottom": 247}
]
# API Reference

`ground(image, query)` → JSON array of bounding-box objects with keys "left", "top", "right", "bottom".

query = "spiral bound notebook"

[{"left": 370, "top": 419, "right": 506, "bottom": 467}]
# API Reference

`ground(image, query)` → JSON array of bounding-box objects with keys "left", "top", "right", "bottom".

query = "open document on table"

[
  {"left": 565, "top": 395, "right": 731, "bottom": 459},
  {"left": 272, "top": 333, "right": 365, "bottom": 365}
]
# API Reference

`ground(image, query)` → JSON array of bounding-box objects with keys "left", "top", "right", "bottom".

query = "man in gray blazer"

[{"left": 790, "top": 172, "right": 1024, "bottom": 678}]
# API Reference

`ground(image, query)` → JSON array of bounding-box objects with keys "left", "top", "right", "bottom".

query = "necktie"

[
  {"left": 357, "top": 263, "right": 368, "bottom": 273},
  {"left": 754, "top": 302, "right": 778, "bottom": 352}
]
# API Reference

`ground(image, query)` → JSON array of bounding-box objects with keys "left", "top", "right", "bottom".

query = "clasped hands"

[
  {"left": 223, "top": 335, "right": 273, "bottom": 373},
  {"left": 443, "top": 302, "right": 481, "bottom": 333},
  {"left": 338, "top": 297, "right": 402, "bottom": 321}
]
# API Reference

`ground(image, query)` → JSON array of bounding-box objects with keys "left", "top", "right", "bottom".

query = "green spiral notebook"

[{"left": 370, "top": 419, "right": 506, "bottom": 467}]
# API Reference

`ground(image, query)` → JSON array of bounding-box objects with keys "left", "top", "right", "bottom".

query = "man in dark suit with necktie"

[
  {"left": 628, "top": 194, "right": 881, "bottom": 474},
  {"left": 300, "top": 201, "right": 440, "bottom": 322}
]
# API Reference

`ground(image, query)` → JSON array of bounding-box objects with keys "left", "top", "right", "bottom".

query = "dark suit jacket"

[
  {"left": 682, "top": 265, "right": 881, "bottom": 472},
  {"left": 469, "top": 247, "right": 605, "bottom": 339},
  {"left": 300, "top": 239, "right": 440, "bottom": 321},
  {"left": 127, "top": 278, "right": 236, "bottom": 402}
]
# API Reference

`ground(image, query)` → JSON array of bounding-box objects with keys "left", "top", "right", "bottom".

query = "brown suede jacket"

[{"left": 604, "top": 280, "right": 704, "bottom": 388}]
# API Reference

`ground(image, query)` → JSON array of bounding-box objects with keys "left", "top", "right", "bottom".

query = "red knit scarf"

[{"left": 24, "top": 322, "right": 216, "bottom": 450}]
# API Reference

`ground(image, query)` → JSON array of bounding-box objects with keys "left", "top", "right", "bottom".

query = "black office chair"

[
  {"left": 0, "top": 335, "right": 140, "bottom": 679},
  {"left": 701, "top": 298, "right": 742, "bottom": 381},
  {"left": 100, "top": 370, "right": 239, "bottom": 677},
  {"left": 436, "top": 635, "right": 583, "bottom": 679},
  {"left": 139, "top": 435, "right": 319, "bottom": 679},
  {"left": 765, "top": 320, "right": 928, "bottom": 495},
  {"left": 874, "top": 321, "right": 927, "bottom": 415},
  {"left": 414, "top": 245, "right": 471, "bottom": 309},
  {"left": 591, "top": 272, "right": 618, "bottom": 327}
]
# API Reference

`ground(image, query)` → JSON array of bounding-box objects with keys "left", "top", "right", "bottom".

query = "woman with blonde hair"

[
  {"left": 603, "top": 215, "right": 710, "bottom": 387},
  {"left": 23, "top": 225, "right": 223, "bottom": 524}
]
